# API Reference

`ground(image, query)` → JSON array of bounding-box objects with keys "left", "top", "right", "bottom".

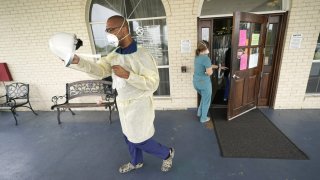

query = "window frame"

[
  {"left": 87, "top": 4, "right": 170, "bottom": 96},
  {"left": 305, "top": 36, "right": 320, "bottom": 94}
]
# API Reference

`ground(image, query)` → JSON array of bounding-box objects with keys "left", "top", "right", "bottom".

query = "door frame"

[
  {"left": 267, "top": 12, "right": 288, "bottom": 108},
  {"left": 197, "top": 12, "right": 288, "bottom": 110}
]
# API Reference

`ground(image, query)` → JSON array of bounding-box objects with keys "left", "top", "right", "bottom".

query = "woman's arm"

[
  {"left": 211, "top": 64, "right": 219, "bottom": 69},
  {"left": 205, "top": 67, "right": 213, "bottom": 76}
]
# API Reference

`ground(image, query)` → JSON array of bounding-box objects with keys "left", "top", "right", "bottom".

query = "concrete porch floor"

[{"left": 0, "top": 108, "right": 319, "bottom": 180}]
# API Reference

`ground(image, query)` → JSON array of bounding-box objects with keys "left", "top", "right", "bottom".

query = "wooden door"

[
  {"left": 227, "top": 12, "right": 267, "bottom": 120},
  {"left": 257, "top": 15, "right": 285, "bottom": 106}
]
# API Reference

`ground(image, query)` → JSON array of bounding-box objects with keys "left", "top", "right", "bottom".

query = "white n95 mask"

[
  {"left": 105, "top": 32, "right": 130, "bottom": 48},
  {"left": 106, "top": 33, "right": 119, "bottom": 47},
  {"left": 105, "top": 18, "right": 130, "bottom": 48}
]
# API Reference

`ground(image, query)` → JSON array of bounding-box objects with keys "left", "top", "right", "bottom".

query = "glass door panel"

[{"left": 239, "top": 22, "right": 250, "bottom": 46}]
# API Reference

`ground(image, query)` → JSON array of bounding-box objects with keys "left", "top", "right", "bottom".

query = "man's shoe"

[
  {"left": 119, "top": 162, "right": 143, "bottom": 173},
  {"left": 161, "top": 148, "right": 175, "bottom": 172}
]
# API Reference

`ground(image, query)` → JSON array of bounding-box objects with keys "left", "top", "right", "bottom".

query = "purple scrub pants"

[{"left": 124, "top": 136, "right": 170, "bottom": 165}]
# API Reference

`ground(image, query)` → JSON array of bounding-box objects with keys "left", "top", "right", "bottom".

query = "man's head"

[{"left": 106, "top": 15, "right": 131, "bottom": 47}]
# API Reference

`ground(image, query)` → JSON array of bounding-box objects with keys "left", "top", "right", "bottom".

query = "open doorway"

[
  {"left": 197, "top": 17, "right": 233, "bottom": 107},
  {"left": 198, "top": 13, "right": 288, "bottom": 117},
  {"left": 197, "top": 17, "right": 233, "bottom": 108}
]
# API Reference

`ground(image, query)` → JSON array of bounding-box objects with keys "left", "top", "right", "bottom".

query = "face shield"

[{"left": 49, "top": 32, "right": 100, "bottom": 67}]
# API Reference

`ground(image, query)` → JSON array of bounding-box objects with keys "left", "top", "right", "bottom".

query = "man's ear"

[{"left": 123, "top": 26, "right": 130, "bottom": 33}]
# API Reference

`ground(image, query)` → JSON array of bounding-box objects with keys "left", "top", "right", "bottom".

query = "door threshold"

[
  {"left": 211, "top": 104, "right": 228, "bottom": 108},
  {"left": 228, "top": 107, "right": 256, "bottom": 120}
]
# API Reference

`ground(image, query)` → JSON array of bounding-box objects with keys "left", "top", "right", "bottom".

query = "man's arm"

[
  {"left": 69, "top": 54, "right": 112, "bottom": 79},
  {"left": 122, "top": 51, "right": 160, "bottom": 92},
  {"left": 125, "top": 67, "right": 159, "bottom": 92}
]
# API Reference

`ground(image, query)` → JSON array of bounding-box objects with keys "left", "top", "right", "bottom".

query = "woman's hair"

[{"left": 195, "top": 40, "right": 209, "bottom": 56}]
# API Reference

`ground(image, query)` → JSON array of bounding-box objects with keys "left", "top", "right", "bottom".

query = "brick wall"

[
  {"left": 0, "top": 0, "right": 97, "bottom": 110},
  {"left": 273, "top": 0, "right": 320, "bottom": 109},
  {"left": 1, "top": 0, "right": 319, "bottom": 111},
  {"left": 154, "top": 0, "right": 199, "bottom": 109},
  {"left": 0, "top": 0, "right": 199, "bottom": 110}
]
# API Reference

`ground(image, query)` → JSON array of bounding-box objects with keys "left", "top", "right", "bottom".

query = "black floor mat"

[{"left": 210, "top": 108, "right": 308, "bottom": 159}]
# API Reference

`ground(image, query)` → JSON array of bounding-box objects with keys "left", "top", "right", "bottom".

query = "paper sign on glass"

[
  {"left": 249, "top": 53, "right": 259, "bottom": 68},
  {"left": 202, "top": 28, "right": 209, "bottom": 41},
  {"left": 251, "top": 34, "right": 260, "bottom": 46},
  {"left": 240, "top": 54, "right": 248, "bottom": 70},
  {"left": 239, "top": 30, "right": 247, "bottom": 46}
]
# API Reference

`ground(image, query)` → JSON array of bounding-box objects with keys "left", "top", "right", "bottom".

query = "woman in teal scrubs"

[{"left": 193, "top": 41, "right": 218, "bottom": 124}]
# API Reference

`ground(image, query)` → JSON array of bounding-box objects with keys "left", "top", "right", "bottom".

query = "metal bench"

[
  {"left": 0, "top": 82, "right": 38, "bottom": 125},
  {"left": 51, "top": 80, "right": 117, "bottom": 124}
]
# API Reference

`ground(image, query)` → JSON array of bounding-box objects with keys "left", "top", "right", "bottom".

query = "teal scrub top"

[{"left": 193, "top": 55, "right": 211, "bottom": 80}]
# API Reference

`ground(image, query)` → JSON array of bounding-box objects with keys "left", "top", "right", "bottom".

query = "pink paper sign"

[
  {"left": 239, "top": 30, "right": 247, "bottom": 46},
  {"left": 240, "top": 54, "right": 248, "bottom": 70}
]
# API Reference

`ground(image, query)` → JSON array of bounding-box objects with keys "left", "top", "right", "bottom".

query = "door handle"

[{"left": 232, "top": 74, "right": 240, "bottom": 79}]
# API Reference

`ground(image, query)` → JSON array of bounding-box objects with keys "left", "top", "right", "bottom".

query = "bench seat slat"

[{"left": 54, "top": 102, "right": 114, "bottom": 108}]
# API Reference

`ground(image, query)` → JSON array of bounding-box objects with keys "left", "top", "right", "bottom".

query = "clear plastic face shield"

[
  {"left": 48, "top": 32, "right": 101, "bottom": 67},
  {"left": 48, "top": 18, "right": 131, "bottom": 67}
]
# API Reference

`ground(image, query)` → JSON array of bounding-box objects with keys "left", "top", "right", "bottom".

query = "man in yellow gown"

[{"left": 69, "top": 15, "right": 174, "bottom": 173}]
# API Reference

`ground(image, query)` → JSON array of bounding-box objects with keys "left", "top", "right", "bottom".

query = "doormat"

[{"left": 210, "top": 108, "right": 308, "bottom": 159}]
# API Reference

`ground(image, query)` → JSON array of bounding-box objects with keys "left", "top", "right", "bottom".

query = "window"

[
  {"left": 89, "top": 0, "right": 170, "bottom": 96},
  {"left": 306, "top": 34, "right": 320, "bottom": 93}
]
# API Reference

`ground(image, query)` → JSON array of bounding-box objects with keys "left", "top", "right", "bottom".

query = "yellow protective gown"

[{"left": 69, "top": 47, "right": 160, "bottom": 143}]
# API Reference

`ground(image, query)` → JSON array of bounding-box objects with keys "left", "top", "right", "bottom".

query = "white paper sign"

[
  {"left": 249, "top": 53, "right": 259, "bottom": 68},
  {"left": 202, "top": 28, "right": 209, "bottom": 41},
  {"left": 181, "top": 40, "right": 191, "bottom": 53},
  {"left": 290, "top": 33, "right": 303, "bottom": 49}
]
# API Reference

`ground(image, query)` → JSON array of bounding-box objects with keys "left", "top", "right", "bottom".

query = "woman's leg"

[
  {"left": 193, "top": 82, "right": 202, "bottom": 117},
  {"left": 199, "top": 83, "right": 212, "bottom": 123}
]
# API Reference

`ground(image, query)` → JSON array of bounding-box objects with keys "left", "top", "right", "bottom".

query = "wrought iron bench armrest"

[{"left": 51, "top": 95, "right": 67, "bottom": 105}]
